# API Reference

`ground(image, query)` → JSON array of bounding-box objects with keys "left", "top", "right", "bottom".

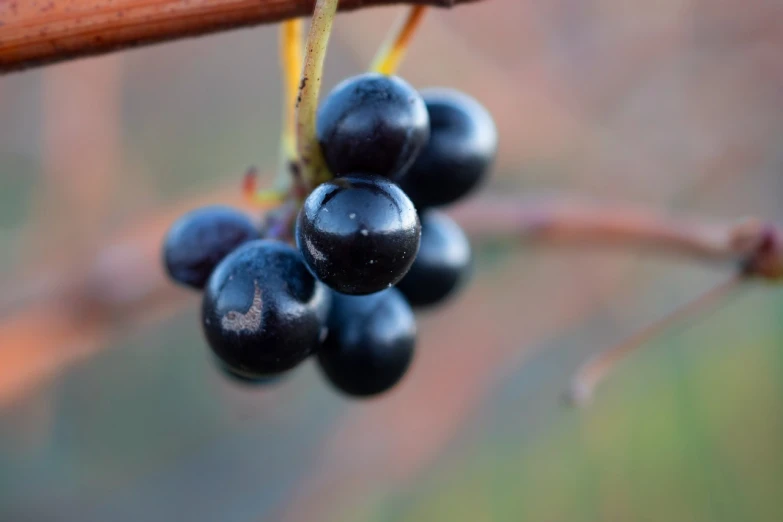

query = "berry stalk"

[
  {"left": 278, "top": 19, "right": 304, "bottom": 187},
  {"left": 241, "top": 22, "right": 303, "bottom": 210},
  {"left": 370, "top": 6, "right": 428, "bottom": 75},
  {"left": 296, "top": 0, "right": 340, "bottom": 191}
]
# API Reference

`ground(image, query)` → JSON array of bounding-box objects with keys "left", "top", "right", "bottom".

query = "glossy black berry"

[
  {"left": 316, "top": 73, "right": 429, "bottom": 179},
  {"left": 163, "top": 205, "right": 259, "bottom": 289},
  {"left": 202, "top": 240, "right": 330, "bottom": 377},
  {"left": 396, "top": 211, "right": 472, "bottom": 307},
  {"left": 318, "top": 289, "right": 416, "bottom": 397},
  {"left": 398, "top": 88, "right": 497, "bottom": 208},
  {"left": 296, "top": 174, "right": 421, "bottom": 295}
]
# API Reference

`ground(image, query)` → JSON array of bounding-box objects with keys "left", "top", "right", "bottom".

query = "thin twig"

[
  {"left": 277, "top": 19, "right": 304, "bottom": 191},
  {"left": 566, "top": 275, "right": 744, "bottom": 406},
  {"left": 450, "top": 197, "right": 774, "bottom": 268},
  {"left": 370, "top": 6, "right": 428, "bottom": 74}
]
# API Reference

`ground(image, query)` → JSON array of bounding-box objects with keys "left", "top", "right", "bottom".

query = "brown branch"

[
  {"left": 0, "top": 0, "right": 481, "bottom": 74},
  {"left": 451, "top": 197, "right": 782, "bottom": 277},
  {"left": 1, "top": 193, "right": 780, "bottom": 408}
]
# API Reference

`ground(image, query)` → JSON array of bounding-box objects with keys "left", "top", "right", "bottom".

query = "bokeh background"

[{"left": 2, "top": 0, "right": 783, "bottom": 520}]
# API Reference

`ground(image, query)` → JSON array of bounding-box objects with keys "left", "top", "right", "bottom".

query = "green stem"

[{"left": 296, "top": 0, "right": 339, "bottom": 193}]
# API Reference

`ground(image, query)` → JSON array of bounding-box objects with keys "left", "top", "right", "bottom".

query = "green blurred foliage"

[{"left": 358, "top": 289, "right": 783, "bottom": 522}]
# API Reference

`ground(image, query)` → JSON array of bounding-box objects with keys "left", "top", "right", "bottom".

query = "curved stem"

[
  {"left": 566, "top": 275, "right": 743, "bottom": 406},
  {"left": 295, "top": 0, "right": 339, "bottom": 192},
  {"left": 277, "top": 19, "right": 305, "bottom": 195},
  {"left": 280, "top": 19, "right": 303, "bottom": 164},
  {"left": 370, "top": 6, "right": 428, "bottom": 75}
]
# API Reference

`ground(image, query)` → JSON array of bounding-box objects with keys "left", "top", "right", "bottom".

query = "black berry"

[
  {"left": 163, "top": 205, "right": 259, "bottom": 289},
  {"left": 396, "top": 211, "right": 472, "bottom": 307},
  {"left": 398, "top": 88, "right": 497, "bottom": 208},
  {"left": 202, "top": 240, "right": 330, "bottom": 377},
  {"left": 316, "top": 73, "right": 429, "bottom": 179},
  {"left": 296, "top": 174, "right": 421, "bottom": 295},
  {"left": 318, "top": 289, "right": 416, "bottom": 397}
]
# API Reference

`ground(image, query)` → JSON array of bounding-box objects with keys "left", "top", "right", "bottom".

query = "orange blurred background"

[{"left": 1, "top": 1, "right": 783, "bottom": 520}]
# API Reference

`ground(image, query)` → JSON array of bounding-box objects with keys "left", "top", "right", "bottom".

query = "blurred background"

[{"left": 2, "top": 0, "right": 783, "bottom": 520}]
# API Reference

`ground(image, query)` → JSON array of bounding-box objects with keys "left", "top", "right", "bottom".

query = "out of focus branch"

[
  {"left": 0, "top": 0, "right": 480, "bottom": 74},
  {"left": 453, "top": 199, "right": 731, "bottom": 263},
  {"left": 451, "top": 197, "right": 782, "bottom": 280},
  {"left": 566, "top": 274, "right": 743, "bottom": 407},
  {"left": 1, "top": 193, "right": 781, "bottom": 408}
]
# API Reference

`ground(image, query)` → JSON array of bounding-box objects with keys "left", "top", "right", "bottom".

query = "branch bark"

[{"left": 0, "top": 0, "right": 480, "bottom": 74}]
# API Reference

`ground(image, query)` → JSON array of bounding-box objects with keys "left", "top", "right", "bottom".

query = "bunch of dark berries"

[{"left": 163, "top": 72, "right": 497, "bottom": 398}]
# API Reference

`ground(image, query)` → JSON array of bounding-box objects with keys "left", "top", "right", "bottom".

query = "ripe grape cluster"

[{"left": 163, "top": 72, "right": 497, "bottom": 397}]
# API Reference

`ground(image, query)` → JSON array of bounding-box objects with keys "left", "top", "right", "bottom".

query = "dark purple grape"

[
  {"left": 398, "top": 88, "right": 497, "bottom": 208},
  {"left": 202, "top": 240, "right": 330, "bottom": 377},
  {"left": 163, "top": 205, "right": 259, "bottom": 289},
  {"left": 396, "top": 211, "right": 472, "bottom": 307},
  {"left": 316, "top": 73, "right": 429, "bottom": 179},
  {"left": 296, "top": 174, "right": 420, "bottom": 295},
  {"left": 318, "top": 289, "right": 415, "bottom": 397}
]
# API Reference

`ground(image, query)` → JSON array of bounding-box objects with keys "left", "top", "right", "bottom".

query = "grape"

[
  {"left": 396, "top": 211, "right": 472, "bottom": 307},
  {"left": 163, "top": 205, "right": 259, "bottom": 289},
  {"left": 398, "top": 88, "right": 497, "bottom": 208},
  {"left": 202, "top": 240, "right": 330, "bottom": 377},
  {"left": 317, "top": 73, "right": 429, "bottom": 179},
  {"left": 318, "top": 289, "right": 415, "bottom": 397},
  {"left": 296, "top": 174, "right": 421, "bottom": 295}
]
